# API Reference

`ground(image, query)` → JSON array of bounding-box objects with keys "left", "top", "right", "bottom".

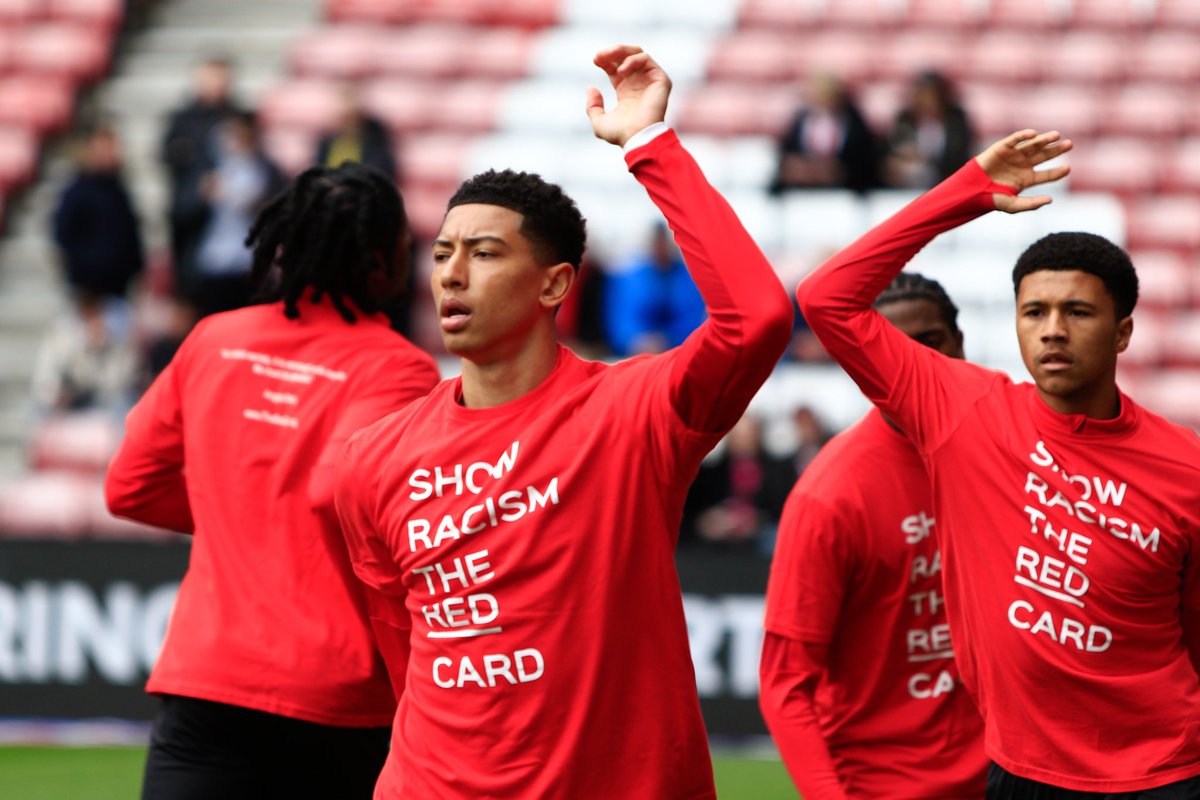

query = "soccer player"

[
  {"left": 761, "top": 272, "right": 986, "bottom": 799},
  {"left": 105, "top": 162, "right": 440, "bottom": 799},
  {"left": 333, "top": 45, "right": 793, "bottom": 799},
  {"left": 796, "top": 129, "right": 1200, "bottom": 797}
]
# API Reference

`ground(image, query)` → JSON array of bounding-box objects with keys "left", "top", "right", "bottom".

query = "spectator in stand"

[
  {"left": 32, "top": 291, "right": 138, "bottom": 419},
  {"left": 604, "top": 221, "right": 706, "bottom": 356},
  {"left": 52, "top": 124, "right": 144, "bottom": 301},
  {"left": 188, "top": 111, "right": 284, "bottom": 317},
  {"left": 884, "top": 70, "right": 974, "bottom": 189},
  {"left": 790, "top": 405, "right": 832, "bottom": 475},
  {"left": 684, "top": 414, "right": 797, "bottom": 551},
  {"left": 770, "top": 73, "right": 880, "bottom": 194},
  {"left": 316, "top": 85, "right": 398, "bottom": 181},
  {"left": 162, "top": 58, "right": 242, "bottom": 290}
]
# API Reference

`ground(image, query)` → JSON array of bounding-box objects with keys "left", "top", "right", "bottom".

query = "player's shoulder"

[
  {"left": 351, "top": 377, "right": 455, "bottom": 448},
  {"left": 1128, "top": 394, "right": 1200, "bottom": 459}
]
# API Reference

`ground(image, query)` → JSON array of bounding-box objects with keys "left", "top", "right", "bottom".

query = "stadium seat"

[
  {"left": 1163, "top": 313, "right": 1200, "bottom": 366},
  {"left": 1137, "top": 369, "right": 1200, "bottom": 429},
  {"left": 675, "top": 82, "right": 794, "bottom": 138},
  {"left": 0, "top": 124, "right": 35, "bottom": 190},
  {"left": 461, "top": 28, "right": 535, "bottom": 80},
  {"left": 0, "top": 0, "right": 40, "bottom": 25},
  {"left": 964, "top": 31, "right": 1045, "bottom": 84},
  {"left": 1066, "top": 0, "right": 1152, "bottom": 29},
  {"left": 397, "top": 133, "right": 469, "bottom": 190},
  {"left": 1127, "top": 196, "right": 1200, "bottom": 251},
  {"left": 261, "top": 126, "right": 317, "bottom": 177},
  {"left": 1159, "top": 139, "right": 1200, "bottom": 194},
  {"left": 1127, "top": 32, "right": 1200, "bottom": 84},
  {"left": 1119, "top": 307, "right": 1165, "bottom": 366},
  {"left": 958, "top": 82, "right": 1016, "bottom": 140},
  {"left": 797, "top": 31, "right": 881, "bottom": 84},
  {"left": 0, "top": 75, "right": 74, "bottom": 135},
  {"left": 779, "top": 190, "right": 867, "bottom": 261},
  {"left": 0, "top": 471, "right": 95, "bottom": 538},
  {"left": 1130, "top": 250, "right": 1191, "bottom": 309},
  {"left": 1102, "top": 84, "right": 1189, "bottom": 139},
  {"left": 878, "top": 30, "right": 965, "bottom": 82},
  {"left": 856, "top": 80, "right": 905, "bottom": 132},
  {"left": 14, "top": 22, "right": 112, "bottom": 83},
  {"left": 1021, "top": 85, "right": 1103, "bottom": 138},
  {"left": 257, "top": 79, "right": 343, "bottom": 133},
  {"left": 361, "top": 78, "right": 435, "bottom": 134},
  {"left": 737, "top": 0, "right": 825, "bottom": 29},
  {"left": 986, "top": 0, "right": 1071, "bottom": 29},
  {"left": 1043, "top": 31, "right": 1127, "bottom": 85},
  {"left": 1155, "top": 0, "right": 1200, "bottom": 28},
  {"left": 289, "top": 26, "right": 385, "bottom": 80},
  {"left": 903, "top": 0, "right": 989, "bottom": 29},
  {"left": 326, "top": 0, "right": 418, "bottom": 25},
  {"left": 28, "top": 411, "right": 122, "bottom": 474},
  {"left": 1064, "top": 138, "right": 1158, "bottom": 196},
  {"left": 376, "top": 25, "right": 471, "bottom": 79},
  {"left": 706, "top": 31, "right": 794, "bottom": 84},
  {"left": 46, "top": 0, "right": 124, "bottom": 31},
  {"left": 822, "top": 0, "right": 907, "bottom": 29},
  {"left": 424, "top": 79, "right": 502, "bottom": 134}
]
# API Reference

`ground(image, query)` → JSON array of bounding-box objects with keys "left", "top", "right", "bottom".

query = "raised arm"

[
  {"left": 795, "top": 130, "right": 1070, "bottom": 442},
  {"left": 588, "top": 45, "right": 794, "bottom": 434}
]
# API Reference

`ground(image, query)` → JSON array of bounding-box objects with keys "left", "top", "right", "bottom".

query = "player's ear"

[
  {"left": 540, "top": 262, "right": 575, "bottom": 310},
  {"left": 1115, "top": 315, "right": 1132, "bottom": 354}
]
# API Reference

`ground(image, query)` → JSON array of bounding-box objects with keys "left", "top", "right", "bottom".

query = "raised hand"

[
  {"left": 586, "top": 45, "right": 671, "bottom": 148},
  {"left": 975, "top": 129, "right": 1072, "bottom": 214}
]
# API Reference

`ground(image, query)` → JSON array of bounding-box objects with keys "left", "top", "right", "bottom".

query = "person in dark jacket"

[
  {"left": 52, "top": 124, "right": 145, "bottom": 299},
  {"left": 884, "top": 70, "right": 974, "bottom": 189},
  {"left": 315, "top": 85, "right": 398, "bottom": 181}
]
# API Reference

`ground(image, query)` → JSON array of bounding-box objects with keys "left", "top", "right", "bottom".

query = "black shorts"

[
  {"left": 141, "top": 694, "right": 390, "bottom": 800},
  {"left": 987, "top": 763, "right": 1200, "bottom": 800}
]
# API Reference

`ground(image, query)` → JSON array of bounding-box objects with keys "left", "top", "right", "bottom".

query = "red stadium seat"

[
  {"left": 1159, "top": 140, "right": 1200, "bottom": 194},
  {"left": 403, "top": 180, "right": 453, "bottom": 241},
  {"left": 361, "top": 77, "right": 434, "bottom": 134},
  {"left": 1135, "top": 369, "right": 1200, "bottom": 429},
  {"left": 857, "top": 80, "right": 905, "bottom": 132},
  {"left": 461, "top": 28, "right": 534, "bottom": 80},
  {"left": 375, "top": 25, "right": 470, "bottom": 79},
  {"left": 1020, "top": 85, "right": 1103, "bottom": 138},
  {"left": 1119, "top": 307, "right": 1165, "bottom": 366},
  {"left": 1066, "top": 0, "right": 1152, "bottom": 29},
  {"left": 822, "top": 0, "right": 907, "bottom": 29},
  {"left": 46, "top": 0, "right": 123, "bottom": 31},
  {"left": 707, "top": 32, "right": 794, "bottom": 84},
  {"left": 738, "top": 0, "right": 825, "bottom": 29},
  {"left": 1127, "top": 32, "right": 1200, "bottom": 84},
  {"left": 959, "top": 82, "right": 1017, "bottom": 140},
  {"left": 878, "top": 30, "right": 965, "bottom": 82},
  {"left": 0, "top": 471, "right": 95, "bottom": 539},
  {"left": 257, "top": 79, "right": 342, "bottom": 133},
  {"left": 14, "top": 22, "right": 111, "bottom": 83},
  {"left": 0, "top": 124, "right": 35, "bottom": 190},
  {"left": 1155, "top": 0, "right": 1200, "bottom": 28},
  {"left": 903, "top": 0, "right": 988, "bottom": 29},
  {"left": 676, "top": 83, "right": 794, "bottom": 139},
  {"left": 326, "top": 0, "right": 418, "bottom": 24},
  {"left": 0, "top": 0, "right": 40, "bottom": 25},
  {"left": 1064, "top": 138, "right": 1158, "bottom": 196},
  {"left": 475, "top": 0, "right": 560, "bottom": 29},
  {"left": 1129, "top": 250, "right": 1191, "bottom": 309},
  {"left": 987, "top": 0, "right": 1070, "bottom": 29},
  {"left": 1126, "top": 196, "right": 1200, "bottom": 251},
  {"left": 290, "top": 26, "right": 385, "bottom": 80},
  {"left": 29, "top": 412, "right": 122, "bottom": 474},
  {"left": 0, "top": 26, "right": 16, "bottom": 75},
  {"left": 262, "top": 126, "right": 317, "bottom": 177},
  {"left": 1043, "top": 31, "right": 1127, "bottom": 85},
  {"left": 0, "top": 74, "right": 73, "bottom": 134},
  {"left": 397, "top": 133, "right": 469, "bottom": 190},
  {"left": 1163, "top": 314, "right": 1200, "bottom": 366},
  {"left": 964, "top": 31, "right": 1045, "bottom": 84},
  {"left": 1101, "top": 84, "right": 1188, "bottom": 138},
  {"left": 794, "top": 31, "right": 881, "bottom": 84},
  {"left": 424, "top": 79, "right": 501, "bottom": 134}
]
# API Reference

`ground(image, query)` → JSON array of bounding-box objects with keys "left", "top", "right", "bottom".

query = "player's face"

[
  {"left": 878, "top": 298, "right": 964, "bottom": 359},
  {"left": 1015, "top": 269, "right": 1132, "bottom": 414},
  {"left": 432, "top": 203, "right": 568, "bottom": 360}
]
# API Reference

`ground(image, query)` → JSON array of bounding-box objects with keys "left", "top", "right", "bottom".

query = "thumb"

[
  {"left": 585, "top": 86, "right": 605, "bottom": 123},
  {"left": 995, "top": 194, "right": 1052, "bottom": 214}
]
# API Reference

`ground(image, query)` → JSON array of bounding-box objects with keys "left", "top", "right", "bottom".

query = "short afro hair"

[
  {"left": 874, "top": 271, "right": 960, "bottom": 334},
  {"left": 447, "top": 169, "right": 587, "bottom": 270},
  {"left": 1012, "top": 232, "right": 1138, "bottom": 318}
]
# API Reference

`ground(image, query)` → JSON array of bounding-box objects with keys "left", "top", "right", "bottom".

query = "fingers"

[
  {"left": 593, "top": 44, "right": 644, "bottom": 75},
  {"left": 1031, "top": 163, "right": 1071, "bottom": 185},
  {"left": 584, "top": 85, "right": 604, "bottom": 119},
  {"left": 996, "top": 194, "right": 1054, "bottom": 215}
]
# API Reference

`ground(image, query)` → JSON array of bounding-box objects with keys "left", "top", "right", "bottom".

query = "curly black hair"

[
  {"left": 874, "top": 271, "right": 960, "bottom": 334},
  {"left": 1012, "top": 232, "right": 1138, "bottom": 318},
  {"left": 245, "top": 161, "right": 406, "bottom": 322},
  {"left": 447, "top": 169, "right": 587, "bottom": 269}
]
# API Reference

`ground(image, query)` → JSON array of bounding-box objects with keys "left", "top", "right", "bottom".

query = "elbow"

[
  {"left": 748, "top": 285, "right": 795, "bottom": 358},
  {"left": 103, "top": 471, "right": 136, "bottom": 520}
]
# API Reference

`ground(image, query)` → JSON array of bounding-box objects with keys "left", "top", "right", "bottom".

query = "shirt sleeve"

[
  {"left": 794, "top": 160, "right": 1012, "bottom": 452},
  {"left": 764, "top": 490, "right": 855, "bottom": 643},
  {"left": 104, "top": 343, "right": 194, "bottom": 534},
  {"left": 758, "top": 633, "right": 849, "bottom": 800},
  {"left": 624, "top": 129, "right": 794, "bottom": 437},
  {"left": 309, "top": 353, "right": 440, "bottom": 529},
  {"left": 334, "top": 431, "right": 409, "bottom": 602}
]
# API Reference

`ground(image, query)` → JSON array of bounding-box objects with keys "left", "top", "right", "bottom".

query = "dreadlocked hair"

[
  {"left": 245, "top": 161, "right": 405, "bottom": 322},
  {"left": 874, "top": 271, "right": 961, "bottom": 333},
  {"left": 448, "top": 169, "right": 586, "bottom": 269}
]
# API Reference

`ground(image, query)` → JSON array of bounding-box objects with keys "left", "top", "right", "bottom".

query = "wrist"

[{"left": 623, "top": 122, "right": 671, "bottom": 153}]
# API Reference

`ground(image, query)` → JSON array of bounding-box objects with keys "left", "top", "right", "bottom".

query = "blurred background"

[{"left": 0, "top": 0, "right": 1197, "bottom": 796}]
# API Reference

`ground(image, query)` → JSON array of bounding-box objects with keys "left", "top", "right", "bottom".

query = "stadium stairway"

[{"left": 0, "top": 0, "right": 322, "bottom": 478}]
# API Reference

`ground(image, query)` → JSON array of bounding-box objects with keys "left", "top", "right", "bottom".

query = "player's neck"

[
  {"left": 459, "top": 326, "right": 559, "bottom": 409},
  {"left": 1036, "top": 381, "right": 1121, "bottom": 420}
]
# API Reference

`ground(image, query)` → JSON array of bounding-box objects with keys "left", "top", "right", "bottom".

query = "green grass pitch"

[{"left": 0, "top": 747, "right": 798, "bottom": 798}]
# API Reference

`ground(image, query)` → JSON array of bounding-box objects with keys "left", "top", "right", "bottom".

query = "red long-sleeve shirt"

[
  {"left": 106, "top": 298, "right": 439, "bottom": 726},
  {"left": 762, "top": 408, "right": 986, "bottom": 799},
  {"left": 796, "top": 160, "right": 1200, "bottom": 792},
  {"left": 334, "top": 129, "right": 793, "bottom": 799}
]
